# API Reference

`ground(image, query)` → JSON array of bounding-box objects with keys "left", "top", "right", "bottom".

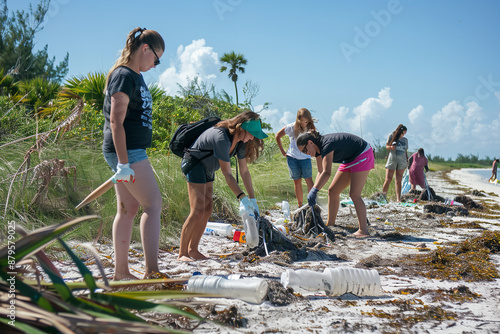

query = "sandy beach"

[{"left": 58, "top": 169, "right": 500, "bottom": 334}]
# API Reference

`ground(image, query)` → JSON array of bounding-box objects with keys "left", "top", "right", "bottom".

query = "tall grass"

[{"left": 1, "top": 108, "right": 465, "bottom": 245}]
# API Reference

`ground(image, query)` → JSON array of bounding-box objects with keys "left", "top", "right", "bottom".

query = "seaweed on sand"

[{"left": 397, "top": 230, "right": 500, "bottom": 281}]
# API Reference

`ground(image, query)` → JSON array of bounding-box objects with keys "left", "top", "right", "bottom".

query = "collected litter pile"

[
  {"left": 246, "top": 204, "right": 341, "bottom": 263},
  {"left": 291, "top": 204, "right": 337, "bottom": 241}
]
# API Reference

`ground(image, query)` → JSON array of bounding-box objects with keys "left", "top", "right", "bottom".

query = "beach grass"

[{"left": 0, "top": 122, "right": 492, "bottom": 244}]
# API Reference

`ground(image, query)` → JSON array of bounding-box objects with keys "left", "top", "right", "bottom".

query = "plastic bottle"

[
  {"left": 205, "top": 222, "right": 233, "bottom": 237},
  {"left": 241, "top": 212, "right": 259, "bottom": 248},
  {"left": 280, "top": 267, "right": 382, "bottom": 296},
  {"left": 187, "top": 275, "right": 268, "bottom": 304},
  {"left": 282, "top": 201, "right": 290, "bottom": 222},
  {"left": 444, "top": 198, "right": 463, "bottom": 206},
  {"left": 203, "top": 228, "right": 215, "bottom": 235}
]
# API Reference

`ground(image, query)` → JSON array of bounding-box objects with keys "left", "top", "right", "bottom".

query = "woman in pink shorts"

[{"left": 296, "top": 131, "right": 374, "bottom": 238}]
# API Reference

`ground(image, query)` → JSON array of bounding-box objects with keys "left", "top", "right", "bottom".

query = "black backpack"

[{"left": 169, "top": 116, "right": 221, "bottom": 158}]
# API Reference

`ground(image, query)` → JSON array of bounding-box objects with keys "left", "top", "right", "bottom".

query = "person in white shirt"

[{"left": 276, "top": 108, "right": 322, "bottom": 207}]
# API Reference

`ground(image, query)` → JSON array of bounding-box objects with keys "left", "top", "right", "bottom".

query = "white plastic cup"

[
  {"left": 241, "top": 212, "right": 259, "bottom": 248},
  {"left": 275, "top": 225, "right": 289, "bottom": 234},
  {"left": 205, "top": 222, "right": 233, "bottom": 237},
  {"left": 187, "top": 275, "right": 268, "bottom": 304},
  {"left": 282, "top": 200, "right": 290, "bottom": 221},
  {"left": 281, "top": 267, "right": 382, "bottom": 296}
]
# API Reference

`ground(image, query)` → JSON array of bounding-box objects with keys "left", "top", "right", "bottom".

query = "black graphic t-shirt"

[
  {"left": 102, "top": 66, "right": 153, "bottom": 153},
  {"left": 319, "top": 133, "right": 368, "bottom": 164}
]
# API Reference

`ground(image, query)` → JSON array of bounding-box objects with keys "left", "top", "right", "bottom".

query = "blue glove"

[
  {"left": 250, "top": 198, "right": 259, "bottom": 216},
  {"left": 111, "top": 163, "right": 135, "bottom": 183},
  {"left": 307, "top": 187, "right": 319, "bottom": 207},
  {"left": 239, "top": 196, "right": 253, "bottom": 216}
]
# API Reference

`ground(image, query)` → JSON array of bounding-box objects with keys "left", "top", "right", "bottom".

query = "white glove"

[
  {"left": 239, "top": 196, "right": 253, "bottom": 216},
  {"left": 250, "top": 198, "right": 259, "bottom": 216},
  {"left": 111, "top": 163, "right": 135, "bottom": 183}
]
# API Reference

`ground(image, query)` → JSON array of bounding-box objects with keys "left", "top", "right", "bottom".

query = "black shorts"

[{"left": 181, "top": 153, "right": 215, "bottom": 184}]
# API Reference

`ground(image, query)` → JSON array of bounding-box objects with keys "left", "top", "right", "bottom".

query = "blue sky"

[{"left": 11, "top": 0, "right": 500, "bottom": 159}]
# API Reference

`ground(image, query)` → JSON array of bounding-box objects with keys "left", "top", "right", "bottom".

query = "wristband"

[{"left": 236, "top": 192, "right": 245, "bottom": 200}]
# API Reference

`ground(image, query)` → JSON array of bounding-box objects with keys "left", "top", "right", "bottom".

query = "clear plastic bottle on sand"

[
  {"left": 241, "top": 212, "right": 259, "bottom": 248},
  {"left": 444, "top": 198, "right": 463, "bottom": 206},
  {"left": 205, "top": 222, "right": 233, "bottom": 237},
  {"left": 187, "top": 275, "right": 268, "bottom": 304},
  {"left": 282, "top": 200, "right": 290, "bottom": 222},
  {"left": 280, "top": 267, "right": 382, "bottom": 296}
]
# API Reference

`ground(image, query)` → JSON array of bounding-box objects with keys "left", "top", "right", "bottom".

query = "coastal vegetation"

[{"left": 1, "top": 3, "right": 499, "bottom": 331}]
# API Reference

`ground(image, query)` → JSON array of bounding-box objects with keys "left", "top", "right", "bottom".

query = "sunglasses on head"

[{"left": 148, "top": 44, "right": 160, "bottom": 66}]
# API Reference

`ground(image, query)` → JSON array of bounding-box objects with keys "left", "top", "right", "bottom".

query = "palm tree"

[{"left": 219, "top": 51, "right": 247, "bottom": 105}]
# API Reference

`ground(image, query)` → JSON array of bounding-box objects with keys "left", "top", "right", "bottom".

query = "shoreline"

[{"left": 448, "top": 168, "right": 500, "bottom": 200}]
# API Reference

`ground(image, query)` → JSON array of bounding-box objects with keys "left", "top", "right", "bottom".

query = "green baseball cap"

[{"left": 241, "top": 119, "right": 268, "bottom": 139}]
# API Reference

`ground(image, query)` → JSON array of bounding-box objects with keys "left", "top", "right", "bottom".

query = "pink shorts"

[{"left": 338, "top": 146, "right": 375, "bottom": 173}]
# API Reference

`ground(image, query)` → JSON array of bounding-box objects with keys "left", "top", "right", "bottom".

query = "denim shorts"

[
  {"left": 287, "top": 156, "right": 312, "bottom": 180},
  {"left": 182, "top": 158, "right": 215, "bottom": 184},
  {"left": 103, "top": 149, "right": 148, "bottom": 172}
]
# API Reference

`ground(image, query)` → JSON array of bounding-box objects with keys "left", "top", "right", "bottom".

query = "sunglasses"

[{"left": 148, "top": 45, "right": 160, "bottom": 66}]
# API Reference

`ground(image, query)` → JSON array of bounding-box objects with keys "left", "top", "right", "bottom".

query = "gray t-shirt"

[
  {"left": 188, "top": 127, "right": 246, "bottom": 173},
  {"left": 387, "top": 134, "right": 408, "bottom": 156}
]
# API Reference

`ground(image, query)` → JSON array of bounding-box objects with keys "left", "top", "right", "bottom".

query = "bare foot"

[
  {"left": 178, "top": 255, "right": 194, "bottom": 262},
  {"left": 188, "top": 250, "right": 209, "bottom": 260},
  {"left": 113, "top": 272, "right": 139, "bottom": 281},
  {"left": 352, "top": 230, "right": 370, "bottom": 238}
]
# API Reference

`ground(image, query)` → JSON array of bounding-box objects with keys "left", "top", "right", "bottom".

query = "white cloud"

[
  {"left": 408, "top": 105, "right": 424, "bottom": 124},
  {"left": 495, "top": 91, "right": 500, "bottom": 104},
  {"left": 424, "top": 100, "right": 500, "bottom": 157},
  {"left": 159, "top": 39, "right": 219, "bottom": 95},
  {"left": 258, "top": 106, "right": 294, "bottom": 132},
  {"left": 326, "top": 87, "right": 393, "bottom": 138}
]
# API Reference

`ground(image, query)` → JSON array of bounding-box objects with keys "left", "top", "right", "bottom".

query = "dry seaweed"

[
  {"left": 423, "top": 202, "right": 469, "bottom": 216},
  {"left": 394, "top": 285, "right": 481, "bottom": 303},
  {"left": 362, "top": 299, "right": 457, "bottom": 331},
  {"left": 265, "top": 279, "right": 302, "bottom": 306},
  {"left": 397, "top": 230, "right": 500, "bottom": 281}
]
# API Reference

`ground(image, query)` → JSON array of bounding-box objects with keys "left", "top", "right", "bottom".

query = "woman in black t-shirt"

[
  {"left": 297, "top": 131, "right": 375, "bottom": 238},
  {"left": 102, "top": 27, "right": 164, "bottom": 280}
]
